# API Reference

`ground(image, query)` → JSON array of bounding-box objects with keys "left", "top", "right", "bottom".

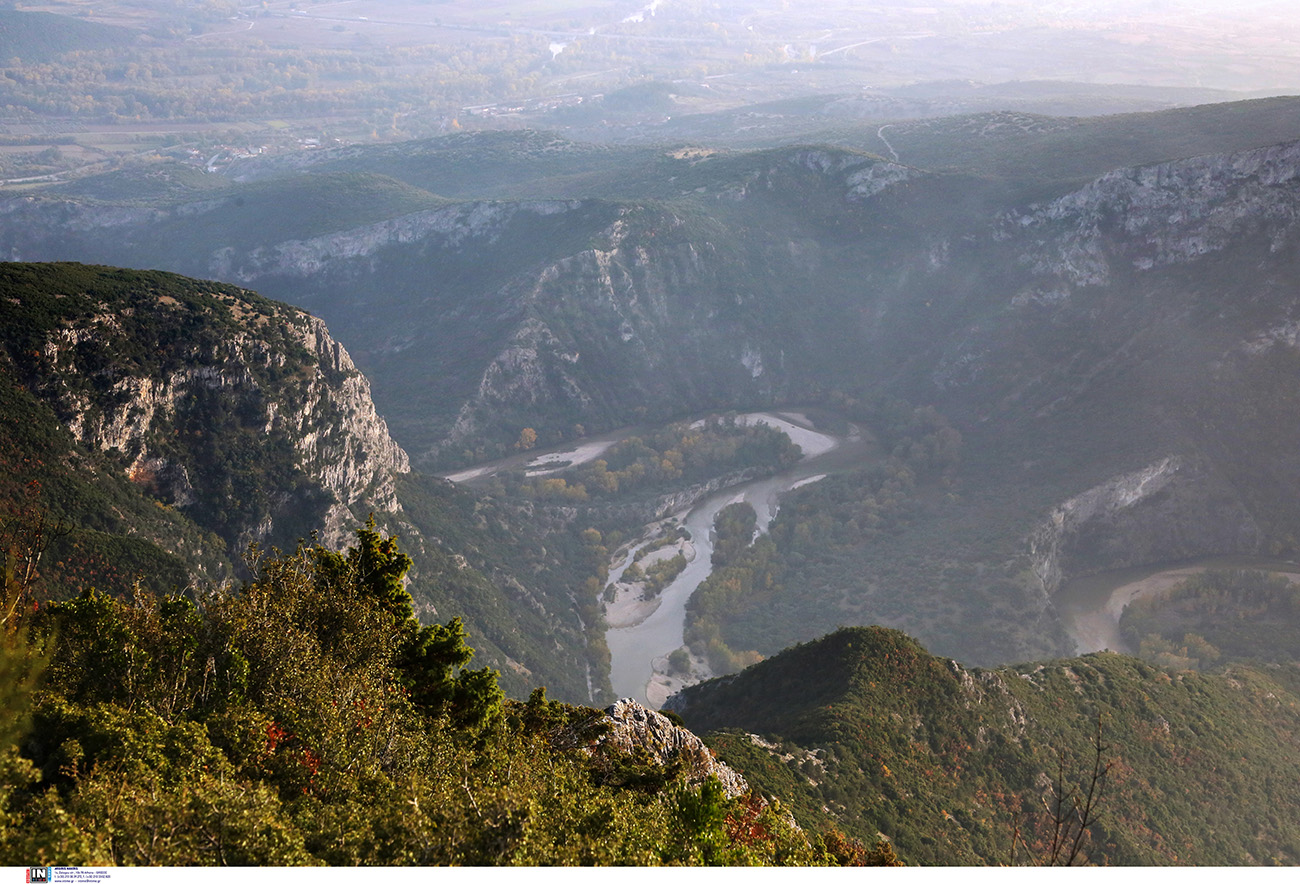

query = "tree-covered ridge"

[
  {"left": 672, "top": 626, "right": 1300, "bottom": 866},
  {"left": 0, "top": 526, "right": 879, "bottom": 867},
  {"left": 0, "top": 261, "right": 311, "bottom": 373},
  {"left": 389, "top": 471, "right": 619, "bottom": 705}
]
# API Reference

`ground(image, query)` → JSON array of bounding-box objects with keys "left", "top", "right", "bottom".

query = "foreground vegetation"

[
  {"left": 0, "top": 524, "right": 886, "bottom": 866},
  {"left": 6, "top": 514, "right": 1300, "bottom": 865}
]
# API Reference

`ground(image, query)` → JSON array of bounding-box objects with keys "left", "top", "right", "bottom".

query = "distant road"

[
  {"left": 266, "top": 10, "right": 929, "bottom": 51},
  {"left": 877, "top": 124, "right": 900, "bottom": 162},
  {"left": 817, "top": 32, "right": 935, "bottom": 58},
  {"left": 187, "top": 17, "right": 256, "bottom": 41},
  {"left": 269, "top": 10, "right": 720, "bottom": 45}
]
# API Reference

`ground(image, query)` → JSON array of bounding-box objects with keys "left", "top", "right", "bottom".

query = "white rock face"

[
  {"left": 591, "top": 699, "right": 751, "bottom": 798},
  {"left": 41, "top": 303, "right": 408, "bottom": 551},
  {"left": 1029, "top": 457, "right": 1183, "bottom": 592},
  {"left": 207, "top": 200, "right": 583, "bottom": 282},
  {"left": 283, "top": 314, "right": 411, "bottom": 546},
  {"left": 1027, "top": 457, "right": 1260, "bottom": 594},
  {"left": 1013, "top": 139, "right": 1300, "bottom": 286},
  {"left": 846, "top": 161, "right": 918, "bottom": 200}
]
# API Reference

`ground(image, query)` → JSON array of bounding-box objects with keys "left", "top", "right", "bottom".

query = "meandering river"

[
  {"left": 443, "top": 412, "right": 1300, "bottom": 702},
  {"left": 445, "top": 414, "right": 1300, "bottom": 702},
  {"left": 1055, "top": 554, "right": 1300, "bottom": 655},
  {"left": 441, "top": 409, "right": 883, "bottom": 705},
  {"left": 605, "top": 412, "right": 880, "bottom": 706}
]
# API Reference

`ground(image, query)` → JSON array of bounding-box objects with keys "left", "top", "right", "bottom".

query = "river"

[
  {"left": 1055, "top": 554, "right": 1300, "bottom": 655},
  {"left": 605, "top": 412, "right": 880, "bottom": 706}
]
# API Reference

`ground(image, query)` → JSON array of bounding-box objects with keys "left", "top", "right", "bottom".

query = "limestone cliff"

[
  {"left": 206, "top": 199, "right": 586, "bottom": 284},
  {"left": 1027, "top": 456, "right": 1261, "bottom": 594},
  {"left": 1009, "top": 138, "right": 1300, "bottom": 289},
  {"left": 281, "top": 313, "right": 410, "bottom": 546},
  {"left": 4, "top": 264, "right": 409, "bottom": 555}
]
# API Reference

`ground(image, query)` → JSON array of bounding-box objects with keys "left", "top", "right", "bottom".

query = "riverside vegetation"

[
  {"left": 486, "top": 416, "right": 801, "bottom": 505},
  {"left": 1119, "top": 569, "right": 1300, "bottom": 674},
  {"left": 686, "top": 395, "right": 965, "bottom": 674}
]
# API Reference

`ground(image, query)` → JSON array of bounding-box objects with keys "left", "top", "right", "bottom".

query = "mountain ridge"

[
  {"left": 7, "top": 97, "right": 1300, "bottom": 672},
  {"left": 670, "top": 625, "right": 1300, "bottom": 865}
]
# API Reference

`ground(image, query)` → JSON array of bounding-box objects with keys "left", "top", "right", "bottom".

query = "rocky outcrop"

[
  {"left": 1012, "top": 139, "right": 1300, "bottom": 287},
  {"left": 285, "top": 314, "right": 410, "bottom": 545},
  {"left": 26, "top": 281, "right": 408, "bottom": 552},
  {"left": 572, "top": 699, "right": 751, "bottom": 798},
  {"left": 1027, "top": 456, "right": 1261, "bottom": 594},
  {"left": 208, "top": 200, "right": 584, "bottom": 283}
]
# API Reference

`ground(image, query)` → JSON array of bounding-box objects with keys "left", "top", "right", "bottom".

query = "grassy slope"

[
  {"left": 814, "top": 94, "right": 1300, "bottom": 199},
  {"left": 0, "top": 10, "right": 136, "bottom": 63},
  {"left": 235, "top": 95, "right": 1300, "bottom": 203}
]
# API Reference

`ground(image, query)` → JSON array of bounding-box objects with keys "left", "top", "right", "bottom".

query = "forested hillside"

[
  {"left": 672, "top": 627, "right": 1300, "bottom": 866},
  {"left": 0, "top": 263, "right": 616, "bottom": 703},
  {"left": 10, "top": 97, "right": 1300, "bottom": 674}
]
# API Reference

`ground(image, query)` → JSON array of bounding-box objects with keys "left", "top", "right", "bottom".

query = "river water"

[
  {"left": 606, "top": 412, "right": 879, "bottom": 706},
  {"left": 1055, "top": 554, "right": 1300, "bottom": 655},
  {"left": 439, "top": 409, "right": 882, "bottom": 706},
  {"left": 445, "top": 411, "right": 1300, "bottom": 697}
]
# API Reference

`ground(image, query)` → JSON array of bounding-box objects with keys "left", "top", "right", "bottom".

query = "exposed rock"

[
  {"left": 286, "top": 314, "right": 410, "bottom": 546},
  {"left": 845, "top": 161, "right": 919, "bottom": 200},
  {"left": 1012, "top": 139, "right": 1300, "bottom": 286},
  {"left": 1027, "top": 456, "right": 1261, "bottom": 594},
  {"left": 207, "top": 200, "right": 583, "bottom": 283},
  {"left": 573, "top": 699, "right": 750, "bottom": 798},
  {"left": 26, "top": 283, "right": 408, "bottom": 553}
]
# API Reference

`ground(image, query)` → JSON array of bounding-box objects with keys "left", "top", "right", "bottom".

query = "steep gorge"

[{"left": 7, "top": 109, "right": 1300, "bottom": 672}]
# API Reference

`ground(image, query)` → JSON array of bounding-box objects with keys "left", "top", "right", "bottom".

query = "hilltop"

[{"left": 671, "top": 627, "right": 1300, "bottom": 865}]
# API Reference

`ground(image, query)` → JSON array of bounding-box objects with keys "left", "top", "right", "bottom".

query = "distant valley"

[
  {"left": 6, "top": 10, "right": 1300, "bottom": 858},
  {"left": 6, "top": 96, "right": 1300, "bottom": 683}
]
